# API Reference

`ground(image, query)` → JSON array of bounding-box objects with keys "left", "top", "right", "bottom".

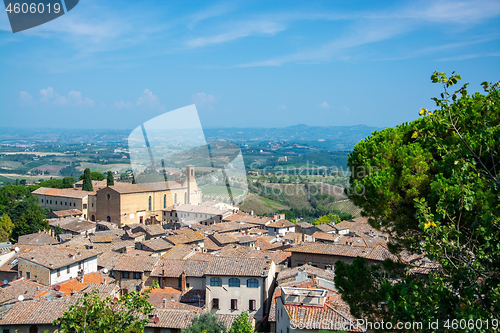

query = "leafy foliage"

[
  {"left": 38, "top": 177, "right": 75, "bottom": 189},
  {"left": 80, "top": 170, "right": 106, "bottom": 181},
  {"left": 337, "top": 73, "right": 500, "bottom": 330},
  {"left": 182, "top": 312, "right": 228, "bottom": 333},
  {"left": 229, "top": 311, "right": 253, "bottom": 333},
  {"left": 54, "top": 289, "right": 154, "bottom": 333},
  {"left": 0, "top": 214, "right": 14, "bottom": 242}
]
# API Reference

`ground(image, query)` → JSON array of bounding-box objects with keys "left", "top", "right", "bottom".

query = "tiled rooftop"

[
  {"left": 18, "top": 246, "right": 100, "bottom": 270},
  {"left": 205, "top": 256, "right": 270, "bottom": 277},
  {"left": 112, "top": 253, "right": 158, "bottom": 272},
  {"left": 32, "top": 187, "right": 93, "bottom": 198}
]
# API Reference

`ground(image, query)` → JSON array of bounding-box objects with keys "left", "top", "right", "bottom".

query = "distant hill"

[{"left": 0, "top": 124, "right": 382, "bottom": 150}]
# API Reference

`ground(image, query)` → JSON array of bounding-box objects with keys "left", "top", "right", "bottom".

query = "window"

[
  {"left": 148, "top": 196, "right": 152, "bottom": 211},
  {"left": 107, "top": 216, "right": 111, "bottom": 222},
  {"left": 65, "top": 202, "right": 68, "bottom": 206},
  {"left": 92, "top": 203, "right": 94, "bottom": 207},
  {"left": 41, "top": 199, "right": 43, "bottom": 203},
  {"left": 213, "top": 298, "right": 219, "bottom": 309},
  {"left": 19, "top": 271, "right": 22, "bottom": 277},
  {"left": 26, "top": 272, "right": 31, "bottom": 279},
  {"left": 228, "top": 278, "right": 240, "bottom": 287},
  {"left": 122, "top": 272, "right": 130, "bottom": 279},
  {"left": 249, "top": 299, "right": 256, "bottom": 311},
  {"left": 133, "top": 272, "right": 142, "bottom": 279},
  {"left": 50, "top": 200, "right": 52, "bottom": 204},
  {"left": 55, "top": 201, "right": 57, "bottom": 205},
  {"left": 83, "top": 204, "right": 87, "bottom": 209},
  {"left": 67, "top": 266, "right": 70, "bottom": 274},
  {"left": 3, "top": 328, "right": 11, "bottom": 333},
  {"left": 163, "top": 194, "right": 166, "bottom": 208},
  {"left": 57, "top": 269, "right": 60, "bottom": 277},
  {"left": 210, "top": 277, "right": 222, "bottom": 286},
  {"left": 230, "top": 299, "right": 238, "bottom": 310},
  {"left": 107, "top": 193, "right": 111, "bottom": 200},
  {"left": 247, "top": 278, "right": 259, "bottom": 288}
]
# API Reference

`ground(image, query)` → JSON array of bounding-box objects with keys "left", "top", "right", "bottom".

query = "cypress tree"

[
  {"left": 107, "top": 171, "right": 114, "bottom": 186},
  {"left": 82, "top": 168, "right": 93, "bottom": 191}
]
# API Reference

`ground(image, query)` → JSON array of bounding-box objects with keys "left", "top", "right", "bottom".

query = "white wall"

[{"left": 49, "top": 256, "right": 98, "bottom": 285}]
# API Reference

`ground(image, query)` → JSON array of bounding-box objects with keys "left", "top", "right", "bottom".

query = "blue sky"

[{"left": 1, "top": 0, "right": 499, "bottom": 129}]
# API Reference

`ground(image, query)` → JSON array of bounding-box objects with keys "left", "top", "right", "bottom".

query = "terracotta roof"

[
  {"left": 312, "top": 231, "right": 337, "bottom": 242},
  {"left": 56, "top": 272, "right": 108, "bottom": 296},
  {"left": 112, "top": 253, "right": 158, "bottom": 272},
  {"left": 211, "top": 221, "right": 253, "bottom": 233},
  {"left": 223, "top": 213, "right": 272, "bottom": 226},
  {"left": 89, "top": 235, "right": 113, "bottom": 243},
  {"left": 32, "top": 187, "right": 93, "bottom": 198},
  {"left": 151, "top": 259, "right": 209, "bottom": 278},
  {"left": 138, "top": 238, "right": 173, "bottom": 252},
  {"left": 107, "top": 181, "right": 183, "bottom": 194},
  {"left": 277, "top": 264, "right": 335, "bottom": 282},
  {"left": 282, "top": 232, "right": 303, "bottom": 242},
  {"left": 255, "top": 236, "right": 279, "bottom": 251},
  {"left": 203, "top": 237, "right": 221, "bottom": 251},
  {"left": 267, "top": 219, "right": 295, "bottom": 228},
  {"left": 209, "top": 233, "right": 239, "bottom": 246},
  {"left": 147, "top": 287, "right": 182, "bottom": 308},
  {"left": 205, "top": 256, "right": 270, "bottom": 277},
  {"left": 180, "top": 289, "right": 205, "bottom": 306},
  {"left": 97, "top": 251, "right": 121, "bottom": 270},
  {"left": 166, "top": 228, "right": 204, "bottom": 245},
  {"left": 288, "top": 243, "right": 372, "bottom": 258},
  {"left": 161, "top": 244, "right": 197, "bottom": 260},
  {"left": 315, "top": 223, "right": 337, "bottom": 233},
  {"left": 237, "top": 235, "right": 256, "bottom": 244},
  {"left": 18, "top": 246, "right": 100, "bottom": 270},
  {"left": 0, "top": 298, "right": 71, "bottom": 325},
  {"left": 145, "top": 309, "right": 197, "bottom": 329},
  {"left": 49, "top": 209, "right": 83, "bottom": 217},
  {"left": 17, "top": 231, "right": 58, "bottom": 245},
  {"left": 59, "top": 220, "right": 96, "bottom": 233}
]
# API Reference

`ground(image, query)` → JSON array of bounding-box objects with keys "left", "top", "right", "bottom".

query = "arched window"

[
  {"left": 228, "top": 278, "right": 240, "bottom": 287},
  {"left": 163, "top": 194, "right": 166, "bottom": 208},
  {"left": 107, "top": 193, "right": 111, "bottom": 200},
  {"left": 210, "top": 277, "right": 222, "bottom": 286},
  {"left": 174, "top": 193, "right": 177, "bottom": 204},
  {"left": 184, "top": 192, "right": 187, "bottom": 204},
  {"left": 148, "top": 196, "right": 152, "bottom": 211},
  {"left": 106, "top": 216, "right": 111, "bottom": 222},
  {"left": 247, "top": 278, "right": 259, "bottom": 288}
]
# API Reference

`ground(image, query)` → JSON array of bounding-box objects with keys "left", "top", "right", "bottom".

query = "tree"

[
  {"left": 82, "top": 168, "right": 94, "bottom": 191},
  {"left": 182, "top": 312, "right": 228, "bottom": 333},
  {"left": 10, "top": 209, "right": 50, "bottom": 242},
  {"left": 54, "top": 288, "right": 154, "bottom": 333},
  {"left": 336, "top": 73, "right": 500, "bottom": 329},
  {"left": 229, "top": 311, "right": 253, "bottom": 333},
  {"left": 79, "top": 171, "right": 106, "bottom": 181},
  {"left": 0, "top": 214, "right": 14, "bottom": 242},
  {"left": 107, "top": 171, "right": 115, "bottom": 186}
]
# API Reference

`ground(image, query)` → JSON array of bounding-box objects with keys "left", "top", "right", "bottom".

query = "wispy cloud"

[
  {"left": 136, "top": 89, "right": 164, "bottom": 110},
  {"left": 320, "top": 102, "right": 330, "bottom": 109},
  {"left": 193, "top": 92, "right": 218, "bottom": 109},
  {"left": 53, "top": 91, "right": 94, "bottom": 107},
  {"left": 18, "top": 91, "right": 33, "bottom": 106},
  {"left": 437, "top": 52, "right": 500, "bottom": 61},
  {"left": 184, "top": 20, "right": 285, "bottom": 49}
]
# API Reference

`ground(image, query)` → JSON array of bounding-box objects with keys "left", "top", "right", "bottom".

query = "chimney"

[
  {"left": 163, "top": 298, "right": 167, "bottom": 308},
  {"left": 180, "top": 271, "right": 187, "bottom": 292}
]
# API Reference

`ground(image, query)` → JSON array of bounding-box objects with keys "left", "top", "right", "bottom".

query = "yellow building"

[{"left": 95, "top": 165, "right": 202, "bottom": 227}]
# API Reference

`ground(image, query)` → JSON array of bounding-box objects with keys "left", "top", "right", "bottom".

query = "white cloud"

[
  {"left": 18, "top": 91, "right": 33, "bottom": 106},
  {"left": 53, "top": 91, "right": 94, "bottom": 107},
  {"left": 192, "top": 92, "right": 218, "bottom": 109},
  {"left": 278, "top": 105, "right": 287, "bottom": 110},
  {"left": 136, "top": 89, "right": 163, "bottom": 109},
  {"left": 320, "top": 102, "right": 330, "bottom": 109},
  {"left": 115, "top": 100, "right": 133, "bottom": 108},
  {"left": 39, "top": 87, "right": 56, "bottom": 102}
]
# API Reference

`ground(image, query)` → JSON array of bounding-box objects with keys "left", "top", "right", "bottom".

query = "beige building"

[
  {"left": 205, "top": 256, "right": 276, "bottom": 322},
  {"left": 32, "top": 187, "right": 96, "bottom": 220},
  {"left": 96, "top": 165, "right": 202, "bottom": 227}
]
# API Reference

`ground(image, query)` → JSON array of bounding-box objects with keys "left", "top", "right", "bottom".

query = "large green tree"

[
  {"left": 80, "top": 170, "right": 105, "bottom": 182},
  {"left": 182, "top": 312, "right": 228, "bottom": 333},
  {"left": 335, "top": 73, "right": 500, "bottom": 331},
  {"left": 82, "top": 168, "right": 94, "bottom": 191},
  {"left": 54, "top": 289, "right": 153, "bottom": 333}
]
